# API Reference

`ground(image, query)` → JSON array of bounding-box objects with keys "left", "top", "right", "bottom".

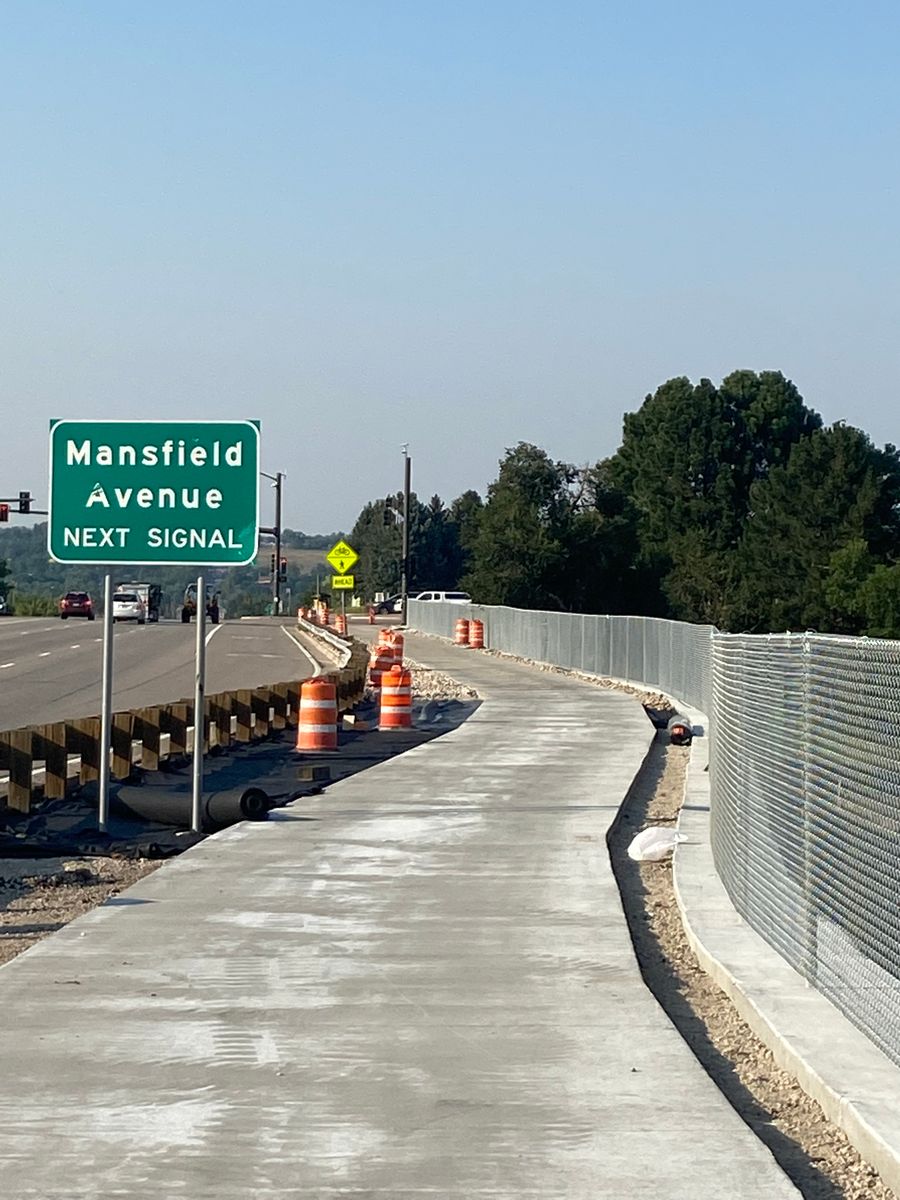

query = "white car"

[
  {"left": 409, "top": 591, "right": 472, "bottom": 604},
  {"left": 112, "top": 591, "right": 146, "bottom": 624}
]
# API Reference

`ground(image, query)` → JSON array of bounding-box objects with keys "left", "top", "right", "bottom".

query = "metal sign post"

[
  {"left": 191, "top": 574, "right": 207, "bottom": 834},
  {"left": 98, "top": 573, "right": 114, "bottom": 833}
]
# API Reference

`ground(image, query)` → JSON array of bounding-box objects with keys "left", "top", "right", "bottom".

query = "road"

[{"left": 0, "top": 616, "right": 320, "bottom": 730}]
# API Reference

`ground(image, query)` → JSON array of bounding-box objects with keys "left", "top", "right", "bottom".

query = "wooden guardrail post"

[
  {"left": 33, "top": 722, "right": 68, "bottom": 800},
  {"left": 208, "top": 692, "right": 232, "bottom": 750},
  {"left": 135, "top": 707, "right": 162, "bottom": 770},
  {"left": 160, "top": 703, "right": 189, "bottom": 758},
  {"left": 70, "top": 718, "right": 101, "bottom": 786},
  {"left": 235, "top": 689, "right": 253, "bottom": 742},
  {"left": 285, "top": 680, "right": 302, "bottom": 727},
  {"left": 111, "top": 712, "right": 134, "bottom": 778},
  {"left": 0, "top": 729, "right": 34, "bottom": 812},
  {"left": 251, "top": 689, "right": 270, "bottom": 739},
  {"left": 271, "top": 683, "right": 289, "bottom": 731}
]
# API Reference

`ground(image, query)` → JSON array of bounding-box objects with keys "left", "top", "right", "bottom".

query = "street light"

[
  {"left": 260, "top": 470, "right": 285, "bottom": 614},
  {"left": 400, "top": 446, "right": 411, "bottom": 623}
]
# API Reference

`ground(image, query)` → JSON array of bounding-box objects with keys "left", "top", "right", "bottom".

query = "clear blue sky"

[{"left": 2, "top": 1, "right": 898, "bottom": 532}]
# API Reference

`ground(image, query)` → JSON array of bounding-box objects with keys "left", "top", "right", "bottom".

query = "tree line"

[
  {"left": 350, "top": 370, "right": 900, "bottom": 637},
  {"left": 2, "top": 369, "right": 898, "bottom": 635}
]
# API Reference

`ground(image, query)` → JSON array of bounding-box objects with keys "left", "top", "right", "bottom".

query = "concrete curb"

[{"left": 673, "top": 704, "right": 900, "bottom": 1196}]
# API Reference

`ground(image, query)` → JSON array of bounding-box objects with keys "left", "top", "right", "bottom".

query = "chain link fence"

[
  {"left": 406, "top": 601, "right": 714, "bottom": 712},
  {"left": 407, "top": 601, "right": 900, "bottom": 1067},
  {"left": 712, "top": 632, "right": 900, "bottom": 1067}
]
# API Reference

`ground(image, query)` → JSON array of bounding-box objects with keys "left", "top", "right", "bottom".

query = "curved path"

[{"left": 0, "top": 629, "right": 798, "bottom": 1198}]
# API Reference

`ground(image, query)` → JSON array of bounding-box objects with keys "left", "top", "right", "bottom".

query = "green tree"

[
  {"left": 464, "top": 443, "right": 578, "bottom": 609},
  {"left": 446, "top": 490, "right": 483, "bottom": 586},
  {"left": 859, "top": 565, "right": 900, "bottom": 639},
  {"left": 735, "top": 424, "right": 900, "bottom": 631},
  {"left": 609, "top": 371, "right": 820, "bottom": 625}
]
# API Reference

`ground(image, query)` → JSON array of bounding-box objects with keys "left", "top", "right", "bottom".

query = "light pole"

[
  {"left": 260, "top": 470, "right": 284, "bottom": 614},
  {"left": 400, "top": 445, "right": 411, "bottom": 623}
]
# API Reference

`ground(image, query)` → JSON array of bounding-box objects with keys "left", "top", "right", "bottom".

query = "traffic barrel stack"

[
  {"left": 368, "top": 643, "right": 394, "bottom": 689},
  {"left": 379, "top": 665, "right": 413, "bottom": 730},
  {"left": 454, "top": 618, "right": 470, "bottom": 646},
  {"left": 296, "top": 678, "right": 337, "bottom": 752},
  {"left": 468, "top": 618, "right": 485, "bottom": 649}
]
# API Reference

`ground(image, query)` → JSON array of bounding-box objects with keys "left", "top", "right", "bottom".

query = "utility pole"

[
  {"left": 400, "top": 445, "right": 411, "bottom": 623},
  {"left": 260, "top": 470, "right": 285, "bottom": 615}
]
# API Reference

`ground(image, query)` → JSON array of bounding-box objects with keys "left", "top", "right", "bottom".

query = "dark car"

[
  {"left": 373, "top": 593, "right": 403, "bottom": 614},
  {"left": 59, "top": 591, "right": 95, "bottom": 620}
]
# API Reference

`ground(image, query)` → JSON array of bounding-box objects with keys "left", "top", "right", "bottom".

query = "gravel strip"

[
  {"left": 608, "top": 731, "right": 896, "bottom": 1199},
  {"left": 0, "top": 856, "right": 162, "bottom": 968}
]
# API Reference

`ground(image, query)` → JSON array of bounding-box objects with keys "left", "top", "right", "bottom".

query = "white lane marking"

[
  {"left": 205, "top": 624, "right": 223, "bottom": 647},
  {"left": 280, "top": 625, "right": 321, "bottom": 677},
  {"left": 227, "top": 652, "right": 284, "bottom": 659},
  {"left": 71, "top": 645, "right": 81, "bottom": 649},
  {"left": 38, "top": 652, "right": 51, "bottom": 658},
  {"left": 0, "top": 662, "right": 13, "bottom": 669}
]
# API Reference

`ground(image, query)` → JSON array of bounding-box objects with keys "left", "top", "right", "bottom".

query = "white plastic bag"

[{"left": 626, "top": 827, "right": 687, "bottom": 862}]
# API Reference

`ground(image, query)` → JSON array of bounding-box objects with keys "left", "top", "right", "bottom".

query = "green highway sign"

[{"left": 48, "top": 419, "right": 260, "bottom": 565}]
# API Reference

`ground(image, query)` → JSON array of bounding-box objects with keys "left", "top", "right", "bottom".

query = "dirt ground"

[{"left": 0, "top": 664, "right": 895, "bottom": 1198}]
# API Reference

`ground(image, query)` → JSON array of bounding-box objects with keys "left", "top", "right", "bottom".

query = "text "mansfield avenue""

[{"left": 50, "top": 427, "right": 259, "bottom": 563}]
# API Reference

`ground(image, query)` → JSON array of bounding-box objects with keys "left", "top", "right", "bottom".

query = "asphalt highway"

[{"left": 0, "top": 616, "right": 319, "bottom": 731}]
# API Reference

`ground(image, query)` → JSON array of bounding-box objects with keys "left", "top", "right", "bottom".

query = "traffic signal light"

[
  {"left": 0, "top": 504, "right": 8, "bottom": 523},
  {"left": 383, "top": 499, "right": 393, "bottom": 526},
  {"left": 279, "top": 557, "right": 287, "bottom": 580},
  {"left": 270, "top": 552, "right": 276, "bottom": 576},
  {"left": 18, "top": 491, "right": 31, "bottom": 514}
]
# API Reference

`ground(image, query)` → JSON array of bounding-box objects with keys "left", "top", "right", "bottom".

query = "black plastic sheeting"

[{"left": 0, "top": 698, "right": 480, "bottom": 858}]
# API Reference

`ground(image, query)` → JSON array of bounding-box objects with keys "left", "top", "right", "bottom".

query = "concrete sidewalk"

[{"left": 0, "top": 633, "right": 798, "bottom": 1198}]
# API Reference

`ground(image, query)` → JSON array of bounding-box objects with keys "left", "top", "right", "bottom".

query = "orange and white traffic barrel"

[
  {"left": 454, "top": 618, "right": 470, "bottom": 646},
  {"left": 385, "top": 629, "right": 404, "bottom": 664},
  {"left": 379, "top": 665, "right": 412, "bottom": 730},
  {"left": 468, "top": 618, "right": 484, "bottom": 649},
  {"left": 296, "top": 678, "right": 337, "bottom": 751},
  {"left": 335, "top": 613, "right": 347, "bottom": 635},
  {"left": 369, "top": 643, "right": 394, "bottom": 688}
]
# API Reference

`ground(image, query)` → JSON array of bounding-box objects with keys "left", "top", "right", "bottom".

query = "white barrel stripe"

[
  {"left": 298, "top": 723, "right": 337, "bottom": 734},
  {"left": 300, "top": 699, "right": 337, "bottom": 710}
]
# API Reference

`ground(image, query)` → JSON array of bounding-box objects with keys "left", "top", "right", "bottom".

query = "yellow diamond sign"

[{"left": 326, "top": 539, "right": 358, "bottom": 576}]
